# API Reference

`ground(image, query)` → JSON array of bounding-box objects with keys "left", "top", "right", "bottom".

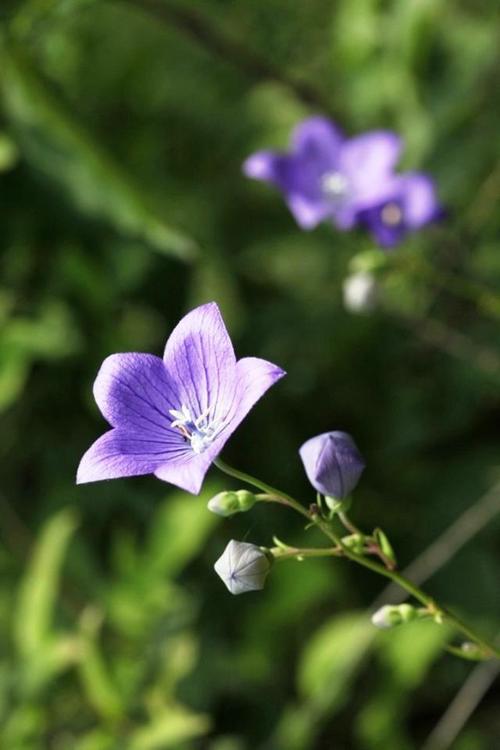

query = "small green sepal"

[
  {"left": 324, "top": 495, "right": 352, "bottom": 514},
  {"left": 373, "top": 528, "right": 397, "bottom": 566}
]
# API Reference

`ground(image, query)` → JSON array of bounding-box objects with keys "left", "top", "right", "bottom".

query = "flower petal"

[
  {"left": 76, "top": 428, "right": 185, "bottom": 484},
  {"left": 340, "top": 131, "right": 402, "bottom": 206},
  {"left": 291, "top": 116, "right": 344, "bottom": 165},
  {"left": 299, "top": 431, "right": 365, "bottom": 498},
  {"left": 356, "top": 204, "right": 406, "bottom": 248},
  {"left": 163, "top": 302, "right": 237, "bottom": 422},
  {"left": 286, "top": 192, "right": 334, "bottom": 229},
  {"left": 154, "top": 451, "right": 214, "bottom": 494},
  {"left": 157, "top": 356, "right": 285, "bottom": 491},
  {"left": 228, "top": 356, "right": 286, "bottom": 429},
  {"left": 243, "top": 150, "right": 279, "bottom": 182},
  {"left": 245, "top": 151, "right": 332, "bottom": 229},
  {"left": 93, "top": 353, "right": 179, "bottom": 436},
  {"left": 244, "top": 118, "right": 346, "bottom": 230},
  {"left": 399, "top": 173, "right": 441, "bottom": 228}
]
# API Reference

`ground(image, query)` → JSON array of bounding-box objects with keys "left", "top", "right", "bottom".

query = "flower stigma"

[
  {"left": 381, "top": 202, "right": 403, "bottom": 227},
  {"left": 169, "top": 405, "right": 223, "bottom": 454}
]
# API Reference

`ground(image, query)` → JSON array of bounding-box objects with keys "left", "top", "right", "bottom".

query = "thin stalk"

[
  {"left": 338, "top": 511, "right": 360, "bottom": 535},
  {"left": 270, "top": 546, "right": 342, "bottom": 561},
  {"left": 311, "top": 512, "right": 500, "bottom": 660},
  {"left": 215, "top": 458, "right": 500, "bottom": 660},
  {"left": 338, "top": 511, "right": 396, "bottom": 570},
  {"left": 214, "top": 458, "right": 310, "bottom": 521}
]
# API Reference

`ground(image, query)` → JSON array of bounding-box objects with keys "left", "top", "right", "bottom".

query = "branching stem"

[{"left": 214, "top": 458, "right": 500, "bottom": 661}]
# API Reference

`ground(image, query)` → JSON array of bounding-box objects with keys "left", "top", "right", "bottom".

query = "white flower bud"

[
  {"left": 214, "top": 540, "right": 271, "bottom": 595},
  {"left": 371, "top": 603, "right": 418, "bottom": 629},
  {"left": 343, "top": 270, "right": 377, "bottom": 314}
]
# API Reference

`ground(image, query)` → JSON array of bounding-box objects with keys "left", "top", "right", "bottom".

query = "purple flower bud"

[
  {"left": 214, "top": 540, "right": 272, "bottom": 595},
  {"left": 299, "top": 431, "right": 365, "bottom": 499}
]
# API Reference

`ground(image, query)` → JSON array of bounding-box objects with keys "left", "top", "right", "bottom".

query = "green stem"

[
  {"left": 338, "top": 511, "right": 360, "bottom": 535},
  {"left": 311, "top": 514, "right": 500, "bottom": 660},
  {"left": 338, "top": 511, "right": 396, "bottom": 570},
  {"left": 391, "top": 252, "right": 500, "bottom": 321},
  {"left": 215, "top": 458, "right": 500, "bottom": 661},
  {"left": 214, "top": 458, "right": 310, "bottom": 521},
  {"left": 270, "top": 545, "right": 342, "bottom": 561}
]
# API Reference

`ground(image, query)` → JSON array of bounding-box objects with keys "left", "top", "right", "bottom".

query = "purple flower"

[
  {"left": 357, "top": 173, "right": 442, "bottom": 248},
  {"left": 77, "top": 302, "right": 285, "bottom": 494},
  {"left": 299, "top": 431, "right": 365, "bottom": 499},
  {"left": 243, "top": 116, "right": 401, "bottom": 231}
]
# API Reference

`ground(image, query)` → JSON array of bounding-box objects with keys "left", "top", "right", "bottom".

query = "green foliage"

[
  {"left": 298, "top": 613, "right": 374, "bottom": 710},
  {"left": 0, "top": 39, "right": 197, "bottom": 261},
  {"left": 1, "top": 0, "right": 500, "bottom": 748}
]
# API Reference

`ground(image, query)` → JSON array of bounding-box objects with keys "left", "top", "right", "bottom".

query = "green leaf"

[
  {"left": 0, "top": 131, "right": 18, "bottom": 171},
  {"left": 144, "top": 483, "right": 221, "bottom": 578},
  {"left": 355, "top": 620, "right": 452, "bottom": 748},
  {"left": 373, "top": 527, "right": 397, "bottom": 567},
  {"left": 377, "top": 618, "right": 452, "bottom": 688},
  {"left": 77, "top": 607, "right": 124, "bottom": 721},
  {"left": 14, "top": 509, "right": 78, "bottom": 659},
  {"left": 73, "top": 729, "right": 116, "bottom": 750},
  {"left": 129, "top": 705, "right": 210, "bottom": 750},
  {"left": 3, "top": 301, "right": 81, "bottom": 359},
  {"left": 298, "top": 612, "right": 374, "bottom": 712},
  {"left": 0, "top": 350, "right": 29, "bottom": 412},
  {"left": 0, "top": 40, "right": 197, "bottom": 261},
  {"left": 155, "top": 633, "right": 198, "bottom": 696}
]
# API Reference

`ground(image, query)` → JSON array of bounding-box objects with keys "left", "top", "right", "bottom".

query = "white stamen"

[
  {"left": 169, "top": 404, "right": 223, "bottom": 454},
  {"left": 320, "top": 171, "right": 349, "bottom": 201}
]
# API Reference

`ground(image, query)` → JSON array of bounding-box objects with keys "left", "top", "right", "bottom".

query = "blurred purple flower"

[
  {"left": 77, "top": 302, "right": 285, "bottom": 494},
  {"left": 299, "top": 431, "right": 365, "bottom": 499},
  {"left": 357, "top": 173, "right": 442, "bottom": 248},
  {"left": 243, "top": 116, "right": 401, "bottom": 231}
]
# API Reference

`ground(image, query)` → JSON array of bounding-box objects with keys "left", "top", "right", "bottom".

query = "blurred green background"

[{"left": 1, "top": 1, "right": 500, "bottom": 748}]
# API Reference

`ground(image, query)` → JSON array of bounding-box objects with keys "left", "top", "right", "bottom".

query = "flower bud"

[
  {"left": 340, "top": 533, "right": 366, "bottom": 555},
  {"left": 299, "top": 431, "right": 365, "bottom": 499},
  {"left": 371, "top": 604, "right": 419, "bottom": 630},
  {"left": 459, "top": 642, "right": 487, "bottom": 661},
  {"left": 373, "top": 528, "right": 397, "bottom": 567},
  {"left": 214, "top": 540, "right": 272, "bottom": 595},
  {"left": 207, "top": 490, "right": 256, "bottom": 517},
  {"left": 343, "top": 270, "right": 378, "bottom": 314}
]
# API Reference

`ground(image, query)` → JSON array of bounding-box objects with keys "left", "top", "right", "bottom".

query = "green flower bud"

[
  {"left": 234, "top": 490, "right": 256, "bottom": 511},
  {"left": 371, "top": 603, "right": 419, "bottom": 629},
  {"left": 373, "top": 528, "right": 397, "bottom": 567},
  {"left": 341, "top": 533, "right": 365, "bottom": 554},
  {"left": 459, "top": 642, "right": 487, "bottom": 661},
  {"left": 207, "top": 490, "right": 256, "bottom": 517}
]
